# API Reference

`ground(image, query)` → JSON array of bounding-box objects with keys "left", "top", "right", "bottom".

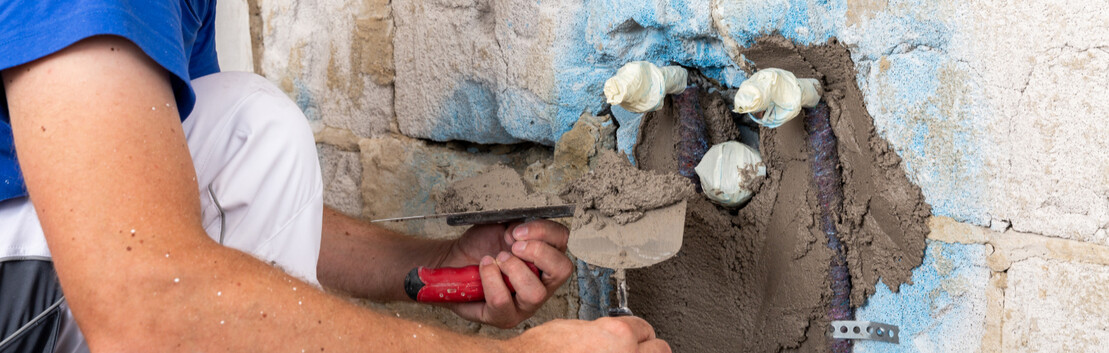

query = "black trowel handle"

[{"left": 607, "top": 307, "right": 633, "bottom": 317}]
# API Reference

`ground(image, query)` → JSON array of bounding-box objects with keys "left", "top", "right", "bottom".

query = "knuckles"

[{"left": 597, "top": 318, "right": 635, "bottom": 339}]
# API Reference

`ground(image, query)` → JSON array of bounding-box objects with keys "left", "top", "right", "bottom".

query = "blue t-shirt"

[{"left": 0, "top": 0, "right": 220, "bottom": 202}]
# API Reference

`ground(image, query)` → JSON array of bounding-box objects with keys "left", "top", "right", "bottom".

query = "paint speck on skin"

[
  {"left": 165, "top": 253, "right": 170, "bottom": 258},
  {"left": 131, "top": 229, "right": 136, "bottom": 234},
  {"left": 298, "top": 301, "right": 302, "bottom": 305},
  {"left": 293, "top": 287, "right": 297, "bottom": 291},
  {"left": 412, "top": 334, "right": 417, "bottom": 338},
  {"left": 217, "top": 291, "right": 222, "bottom": 296},
  {"left": 152, "top": 107, "right": 156, "bottom": 111},
  {"left": 174, "top": 278, "right": 180, "bottom": 283},
  {"left": 220, "top": 320, "right": 225, "bottom": 325}
]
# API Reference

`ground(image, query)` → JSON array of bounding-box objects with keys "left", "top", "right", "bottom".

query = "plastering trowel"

[
  {"left": 567, "top": 200, "right": 687, "bottom": 316},
  {"left": 373, "top": 205, "right": 575, "bottom": 303}
]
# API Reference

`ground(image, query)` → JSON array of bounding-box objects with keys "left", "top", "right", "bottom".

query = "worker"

[{"left": 0, "top": 2, "right": 670, "bottom": 352}]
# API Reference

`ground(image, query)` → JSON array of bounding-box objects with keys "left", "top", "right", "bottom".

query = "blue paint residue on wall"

[
  {"left": 428, "top": 80, "right": 520, "bottom": 145},
  {"left": 611, "top": 106, "right": 643, "bottom": 164},
  {"left": 858, "top": 47, "right": 989, "bottom": 225},
  {"left": 854, "top": 240, "right": 989, "bottom": 353},
  {"left": 552, "top": 0, "right": 741, "bottom": 145},
  {"left": 715, "top": 0, "right": 845, "bottom": 46},
  {"left": 294, "top": 79, "right": 321, "bottom": 124},
  {"left": 496, "top": 85, "right": 561, "bottom": 144}
]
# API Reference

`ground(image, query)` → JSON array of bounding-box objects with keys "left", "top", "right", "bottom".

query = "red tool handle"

[{"left": 405, "top": 263, "right": 541, "bottom": 303}]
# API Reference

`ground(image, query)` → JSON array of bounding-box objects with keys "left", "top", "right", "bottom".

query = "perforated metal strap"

[{"left": 829, "top": 320, "right": 900, "bottom": 344}]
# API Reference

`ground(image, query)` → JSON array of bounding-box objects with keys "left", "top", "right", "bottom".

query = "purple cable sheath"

[
  {"left": 675, "top": 86, "right": 709, "bottom": 191},
  {"left": 804, "top": 101, "right": 854, "bottom": 353}
]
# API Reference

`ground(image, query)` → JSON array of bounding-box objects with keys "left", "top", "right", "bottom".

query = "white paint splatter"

[
  {"left": 217, "top": 291, "right": 222, "bottom": 296},
  {"left": 220, "top": 320, "right": 224, "bottom": 325},
  {"left": 173, "top": 278, "right": 180, "bottom": 283}
]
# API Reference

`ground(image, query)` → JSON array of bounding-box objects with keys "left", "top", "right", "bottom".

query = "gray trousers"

[{"left": 0, "top": 259, "right": 64, "bottom": 353}]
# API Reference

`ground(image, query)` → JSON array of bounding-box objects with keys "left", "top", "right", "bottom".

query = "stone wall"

[{"left": 250, "top": 0, "right": 1109, "bottom": 351}]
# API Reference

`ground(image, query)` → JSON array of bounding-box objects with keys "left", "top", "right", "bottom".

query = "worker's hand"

[
  {"left": 502, "top": 317, "right": 671, "bottom": 353},
  {"left": 438, "top": 220, "right": 572, "bottom": 328}
]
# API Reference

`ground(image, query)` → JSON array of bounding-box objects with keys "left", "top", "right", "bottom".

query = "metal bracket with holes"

[{"left": 829, "top": 320, "right": 900, "bottom": 344}]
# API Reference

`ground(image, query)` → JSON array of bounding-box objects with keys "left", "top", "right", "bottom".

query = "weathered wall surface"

[{"left": 251, "top": 0, "right": 1109, "bottom": 350}]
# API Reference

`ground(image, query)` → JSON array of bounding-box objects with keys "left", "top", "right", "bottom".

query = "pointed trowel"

[{"left": 567, "top": 200, "right": 687, "bottom": 316}]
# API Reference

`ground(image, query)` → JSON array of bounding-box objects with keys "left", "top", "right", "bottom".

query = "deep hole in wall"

[{"left": 626, "top": 35, "right": 932, "bottom": 353}]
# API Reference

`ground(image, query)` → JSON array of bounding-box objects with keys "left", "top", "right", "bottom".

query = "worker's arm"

[
  {"left": 318, "top": 207, "right": 574, "bottom": 328},
  {"left": 4, "top": 35, "right": 665, "bottom": 353}
]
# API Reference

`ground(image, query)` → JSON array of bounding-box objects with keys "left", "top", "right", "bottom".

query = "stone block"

[
  {"left": 260, "top": 0, "right": 395, "bottom": 138},
  {"left": 991, "top": 46, "right": 1109, "bottom": 244},
  {"left": 318, "top": 144, "right": 363, "bottom": 217},
  {"left": 357, "top": 135, "right": 550, "bottom": 237},
  {"left": 1003, "top": 257, "right": 1109, "bottom": 352},
  {"left": 392, "top": 0, "right": 743, "bottom": 146}
]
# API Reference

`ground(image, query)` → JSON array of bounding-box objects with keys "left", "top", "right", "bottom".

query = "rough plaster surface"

[
  {"left": 854, "top": 240, "right": 989, "bottom": 353},
  {"left": 390, "top": 0, "right": 1109, "bottom": 242},
  {"left": 318, "top": 144, "right": 363, "bottom": 217},
  {"left": 839, "top": 0, "right": 1109, "bottom": 241},
  {"left": 1003, "top": 257, "right": 1109, "bottom": 352},
  {"left": 262, "top": 0, "right": 1109, "bottom": 242},
  {"left": 392, "top": 0, "right": 562, "bottom": 144},
  {"left": 260, "top": 0, "right": 395, "bottom": 138},
  {"left": 886, "top": 216, "right": 1109, "bottom": 353},
  {"left": 259, "top": 0, "right": 1109, "bottom": 348},
  {"left": 392, "top": 0, "right": 744, "bottom": 145}
]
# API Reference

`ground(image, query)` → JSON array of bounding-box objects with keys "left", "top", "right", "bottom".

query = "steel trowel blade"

[{"left": 567, "top": 200, "right": 687, "bottom": 270}]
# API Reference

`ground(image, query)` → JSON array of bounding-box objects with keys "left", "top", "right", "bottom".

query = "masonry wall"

[{"left": 249, "top": 0, "right": 1109, "bottom": 351}]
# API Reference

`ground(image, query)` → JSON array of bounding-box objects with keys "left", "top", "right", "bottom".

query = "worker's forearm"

[
  {"left": 318, "top": 206, "right": 451, "bottom": 301},
  {"left": 85, "top": 234, "right": 497, "bottom": 353},
  {"left": 5, "top": 36, "right": 499, "bottom": 352}
]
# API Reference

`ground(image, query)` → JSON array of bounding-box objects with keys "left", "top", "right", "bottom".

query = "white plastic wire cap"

[{"left": 694, "top": 141, "right": 767, "bottom": 206}]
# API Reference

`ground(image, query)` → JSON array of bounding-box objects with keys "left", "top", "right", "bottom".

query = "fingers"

[
  {"left": 477, "top": 255, "right": 517, "bottom": 328},
  {"left": 507, "top": 220, "right": 568, "bottom": 251},
  {"left": 639, "top": 339, "right": 673, "bottom": 353},
  {"left": 502, "top": 222, "right": 523, "bottom": 247},
  {"left": 510, "top": 240, "right": 572, "bottom": 289},
  {"left": 600, "top": 316, "right": 657, "bottom": 343},
  {"left": 495, "top": 251, "right": 547, "bottom": 313}
]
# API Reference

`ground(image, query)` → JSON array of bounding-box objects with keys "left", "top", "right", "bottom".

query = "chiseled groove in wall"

[{"left": 926, "top": 216, "right": 1109, "bottom": 353}]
